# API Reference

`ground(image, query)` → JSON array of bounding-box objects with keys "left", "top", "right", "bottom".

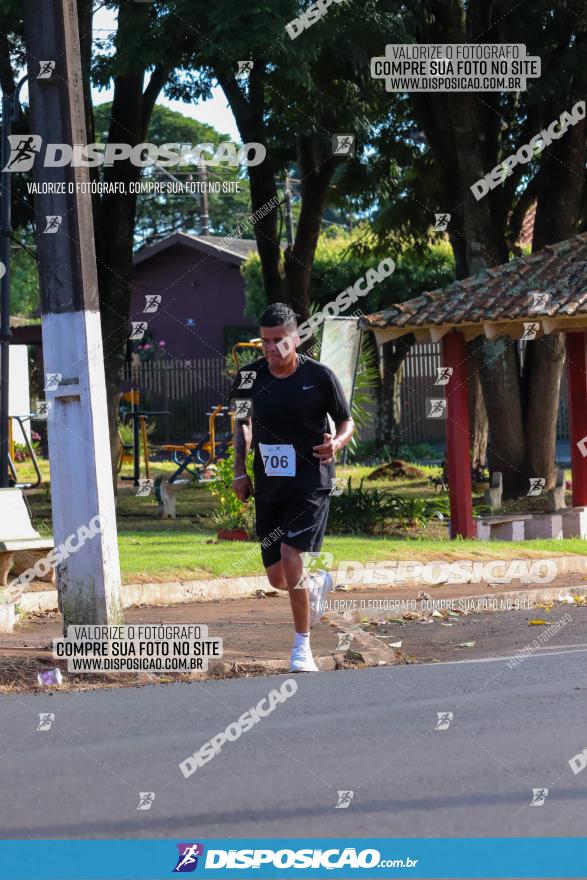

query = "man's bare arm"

[
  {"left": 232, "top": 417, "right": 254, "bottom": 502},
  {"left": 233, "top": 417, "right": 252, "bottom": 475},
  {"left": 312, "top": 418, "right": 355, "bottom": 463}
]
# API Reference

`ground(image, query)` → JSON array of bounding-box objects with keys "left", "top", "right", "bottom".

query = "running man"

[{"left": 229, "top": 303, "right": 354, "bottom": 672}]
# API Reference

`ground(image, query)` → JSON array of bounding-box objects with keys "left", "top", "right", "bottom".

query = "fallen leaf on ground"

[{"left": 528, "top": 619, "right": 547, "bottom": 625}]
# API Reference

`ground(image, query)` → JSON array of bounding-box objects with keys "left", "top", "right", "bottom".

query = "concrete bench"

[
  {"left": 0, "top": 488, "right": 54, "bottom": 587},
  {"left": 476, "top": 507, "right": 584, "bottom": 541},
  {"left": 562, "top": 507, "right": 587, "bottom": 538},
  {"left": 476, "top": 513, "right": 533, "bottom": 541}
]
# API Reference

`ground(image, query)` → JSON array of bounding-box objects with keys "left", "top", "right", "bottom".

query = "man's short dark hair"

[{"left": 258, "top": 303, "right": 298, "bottom": 329}]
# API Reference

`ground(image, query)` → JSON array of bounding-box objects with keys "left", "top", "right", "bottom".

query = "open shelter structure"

[{"left": 359, "top": 233, "right": 587, "bottom": 539}]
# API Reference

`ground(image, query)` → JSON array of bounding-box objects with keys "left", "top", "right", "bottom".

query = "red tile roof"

[{"left": 359, "top": 233, "right": 587, "bottom": 334}]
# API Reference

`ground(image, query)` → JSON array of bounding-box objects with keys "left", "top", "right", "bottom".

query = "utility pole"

[
  {"left": 197, "top": 161, "right": 209, "bottom": 235},
  {"left": 23, "top": 0, "right": 124, "bottom": 628}
]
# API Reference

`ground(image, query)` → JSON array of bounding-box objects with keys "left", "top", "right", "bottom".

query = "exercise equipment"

[
  {"left": 118, "top": 388, "right": 169, "bottom": 487},
  {"left": 152, "top": 337, "right": 261, "bottom": 486},
  {"left": 161, "top": 404, "right": 235, "bottom": 484},
  {"left": 230, "top": 339, "right": 262, "bottom": 373}
]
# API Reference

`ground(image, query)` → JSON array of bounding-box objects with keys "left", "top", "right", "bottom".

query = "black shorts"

[{"left": 255, "top": 488, "right": 330, "bottom": 568}]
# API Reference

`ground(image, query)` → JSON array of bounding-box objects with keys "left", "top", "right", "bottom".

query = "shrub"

[
  {"left": 393, "top": 495, "right": 449, "bottom": 529},
  {"left": 208, "top": 447, "right": 256, "bottom": 533},
  {"left": 328, "top": 478, "right": 450, "bottom": 534},
  {"left": 328, "top": 478, "right": 399, "bottom": 534}
]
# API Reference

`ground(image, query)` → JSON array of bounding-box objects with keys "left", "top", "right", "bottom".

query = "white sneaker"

[
  {"left": 308, "top": 570, "right": 333, "bottom": 627},
  {"left": 290, "top": 644, "right": 318, "bottom": 672}
]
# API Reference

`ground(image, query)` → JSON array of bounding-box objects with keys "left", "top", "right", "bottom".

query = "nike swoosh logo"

[
  {"left": 302, "top": 385, "right": 314, "bottom": 390},
  {"left": 287, "top": 525, "right": 315, "bottom": 538}
]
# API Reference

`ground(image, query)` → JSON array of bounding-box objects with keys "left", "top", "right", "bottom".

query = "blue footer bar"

[{"left": 1, "top": 838, "right": 587, "bottom": 879}]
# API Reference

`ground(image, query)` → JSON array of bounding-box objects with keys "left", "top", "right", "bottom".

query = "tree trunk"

[
  {"left": 524, "top": 95, "right": 587, "bottom": 487},
  {"left": 90, "top": 4, "right": 171, "bottom": 487},
  {"left": 449, "top": 93, "right": 526, "bottom": 495},
  {"left": 376, "top": 335, "right": 415, "bottom": 449},
  {"left": 284, "top": 135, "right": 338, "bottom": 320},
  {"left": 467, "top": 357, "right": 488, "bottom": 466},
  {"left": 470, "top": 335, "right": 527, "bottom": 496},
  {"left": 218, "top": 71, "right": 284, "bottom": 304},
  {"left": 96, "top": 68, "right": 143, "bottom": 485},
  {"left": 413, "top": 80, "right": 524, "bottom": 493},
  {"left": 406, "top": 0, "right": 586, "bottom": 498},
  {"left": 247, "top": 163, "right": 284, "bottom": 303},
  {"left": 523, "top": 334, "right": 565, "bottom": 489}
]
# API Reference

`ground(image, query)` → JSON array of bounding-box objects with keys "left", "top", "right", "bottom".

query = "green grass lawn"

[
  {"left": 116, "top": 528, "right": 587, "bottom": 584},
  {"left": 13, "top": 455, "right": 190, "bottom": 487},
  {"left": 16, "top": 454, "right": 586, "bottom": 585}
]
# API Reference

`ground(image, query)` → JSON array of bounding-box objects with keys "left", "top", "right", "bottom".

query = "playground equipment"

[
  {"left": 161, "top": 404, "right": 235, "bottom": 484},
  {"left": 155, "top": 405, "right": 235, "bottom": 518},
  {"left": 118, "top": 389, "right": 169, "bottom": 487},
  {"left": 151, "top": 338, "right": 261, "bottom": 516},
  {"left": 230, "top": 339, "right": 262, "bottom": 373}
]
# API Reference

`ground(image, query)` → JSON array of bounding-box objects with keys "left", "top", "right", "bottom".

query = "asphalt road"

[
  {"left": 1, "top": 643, "right": 587, "bottom": 839},
  {"left": 369, "top": 605, "right": 587, "bottom": 663}
]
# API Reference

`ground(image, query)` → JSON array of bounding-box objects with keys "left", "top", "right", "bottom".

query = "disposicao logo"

[
  {"left": 3, "top": 135, "right": 266, "bottom": 171},
  {"left": 173, "top": 843, "right": 205, "bottom": 872}
]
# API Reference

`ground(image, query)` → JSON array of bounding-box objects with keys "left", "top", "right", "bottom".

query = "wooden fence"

[
  {"left": 123, "top": 359, "right": 232, "bottom": 443},
  {"left": 398, "top": 342, "right": 569, "bottom": 445},
  {"left": 124, "top": 346, "right": 570, "bottom": 446}
]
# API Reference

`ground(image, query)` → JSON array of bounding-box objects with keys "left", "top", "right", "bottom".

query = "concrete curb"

[
  {"left": 12, "top": 554, "right": 587, "bottom": 617},
  {"left": 16, "top": 574, "right": 270, "bottom": 615},
  {"left": 201, "top": 655, "right": 338, "bottom": 678},
  {"left": 8, "top": 556, "right": 587, "bottom": 632}
]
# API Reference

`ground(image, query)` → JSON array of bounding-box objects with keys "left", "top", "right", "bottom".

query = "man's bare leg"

[{"left": 265, "top": 544, "right": 310, "bottom": 634}]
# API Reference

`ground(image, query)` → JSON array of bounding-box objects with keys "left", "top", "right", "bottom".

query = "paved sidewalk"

[
  {"left": 0, "top": 593, "right": 339, "bottom": 662},
  {"left": 1, "top": 573, "right": 586, "bottom": 691}
]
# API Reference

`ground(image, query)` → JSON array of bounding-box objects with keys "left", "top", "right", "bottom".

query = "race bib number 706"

[{"left": 258, "top": 443, "right": 296, "bottom": 477}]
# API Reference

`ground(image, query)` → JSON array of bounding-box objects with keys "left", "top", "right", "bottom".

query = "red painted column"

[
  {"left": 565, "top": 331, "right": 587, "bottom": 507},
  {"left": 441, "top": 331, "right": 475, "bottom": 538}
]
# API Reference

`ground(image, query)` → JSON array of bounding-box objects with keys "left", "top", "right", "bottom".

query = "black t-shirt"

[{"left": 229, "top": 355, "right": 352, "bottom": 500}]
